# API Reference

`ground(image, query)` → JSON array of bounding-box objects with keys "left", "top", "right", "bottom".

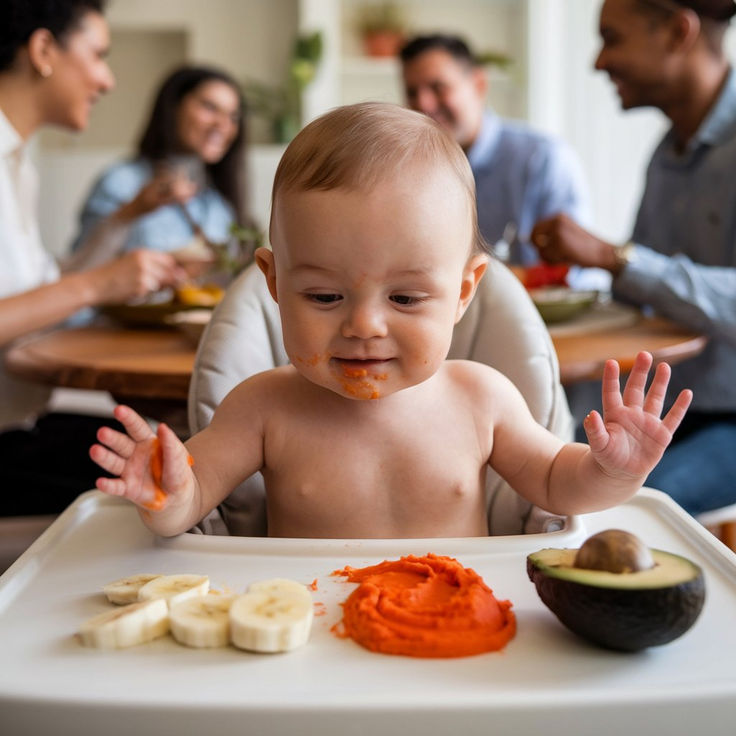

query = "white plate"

[{"left": 1, "top": 490, "right": 735, "bottom": 736}]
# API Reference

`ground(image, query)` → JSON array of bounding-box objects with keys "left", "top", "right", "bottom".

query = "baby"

[{"left": 90, "top": 102, "right": 692, "bottom": 539}]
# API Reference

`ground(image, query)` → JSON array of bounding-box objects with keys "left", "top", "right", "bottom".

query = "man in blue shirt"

[
  {"left": 531, "top": 0, "right": 736, "bottom": 515},
  {"left": 400, "top": 34, "right": 591, "bottom": 268}
]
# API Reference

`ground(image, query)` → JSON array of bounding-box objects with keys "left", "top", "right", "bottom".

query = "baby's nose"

[{"left": 341, "top": 302, "right": 388, "bottom": 339}]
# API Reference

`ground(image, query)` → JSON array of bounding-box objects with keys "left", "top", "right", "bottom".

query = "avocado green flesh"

[
  {"left": 527, "top": 547, "right": 706, "bottom": 651},
  {"left": 528, "top": 547, "right": 700, "bottom": 589}
]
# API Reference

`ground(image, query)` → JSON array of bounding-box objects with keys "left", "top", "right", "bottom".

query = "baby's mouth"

[{"left": 331, "top": 357, "right": 391, "bottom": 378}]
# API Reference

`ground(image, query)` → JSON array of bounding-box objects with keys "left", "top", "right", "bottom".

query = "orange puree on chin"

[{"left": 332, "top": 554, "right": 515, "bottom": 658}]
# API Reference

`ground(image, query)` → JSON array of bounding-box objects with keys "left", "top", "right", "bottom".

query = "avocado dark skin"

[
  {"left": 527, "top": 559, "right": 705, "bottom": 651},
  {"left": 527, "top": 530, "right": 706, "bottom": 652}
]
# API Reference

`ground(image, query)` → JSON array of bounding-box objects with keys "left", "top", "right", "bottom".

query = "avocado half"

[{"left": 527, "top": 543, "right": 705, "bottom": 652}]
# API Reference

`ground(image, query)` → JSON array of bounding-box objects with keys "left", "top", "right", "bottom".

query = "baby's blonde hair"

[{"left": 271, "top": 102, "right": 488, "bottom": 254}]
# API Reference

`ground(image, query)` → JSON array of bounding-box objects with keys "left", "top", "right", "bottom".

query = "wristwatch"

[{"left": 612, "top": 241, "right": 635, "bottom": 271}]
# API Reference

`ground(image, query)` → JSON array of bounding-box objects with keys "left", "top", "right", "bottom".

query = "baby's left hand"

[{"left": 583, "top": 351, "right": 692, "bottom": 480}]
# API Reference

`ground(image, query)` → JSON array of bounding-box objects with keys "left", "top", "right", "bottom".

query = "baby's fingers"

[
  {"left": 94, "top": 476, "right": 129, "bottom": 498},
  {"left": 90, "top": 443, "right": 127, "bottom": 477},
  {"left": 621, "top": 351, "right": 654, "bottom": 407},
  {"left": 642, "top": 360, "right": 670, "bottom": 416},
  {"left": 158, "top": 422, "right": 194, "bottom": 489},
  {"left": 661, "top": 389, "right": 693, "bottom": 435},
  {"left": 600, "top": 359, "right": 623, "bottom": 415},
  {"left": 113, "top": 404, "right": 155, "bottom": 443},
  {"left": 96, "top": 425, "right": 136, "bottom": 459},
  {"left": 583, "top": 410, "right": 609, "bottom": 453}
]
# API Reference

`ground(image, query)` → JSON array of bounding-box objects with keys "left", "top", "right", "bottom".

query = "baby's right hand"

[{"left": 90, "top": 405, "right": 195, "bottom": 512}]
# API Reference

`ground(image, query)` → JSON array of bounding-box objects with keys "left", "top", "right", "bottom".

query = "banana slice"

[
  {"left": 103, "top": 574, "right": 163, "bottom": 605},
  {"left": 138, "top": 574, "right": 210, "bottom": 608},
  {"left": 230, "top": 579, "right": 314, "bottom": 653},
  {"left": 79, "top": 598, "right": 169, "bottom": 649},
  {"left": 169, "top": 593, "right": 236, "bottom": 648},
  {"left": 248, "top": 578, "right": 312, "bottom": 602}
]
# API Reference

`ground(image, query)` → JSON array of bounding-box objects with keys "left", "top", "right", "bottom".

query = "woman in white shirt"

[{"left": 0, "top": 0, "right": 188, "bottom": 514}]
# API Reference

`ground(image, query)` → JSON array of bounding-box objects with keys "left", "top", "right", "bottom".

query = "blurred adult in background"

[
  {"left": 0, "top": 0, "right": 187, "bottom": 514},
  {"left": 400, "top": 33, "right": 602, "bottom": 287},
  {"left": 69, "top": 65, "right": 249, "bottom": 270},
  {"left": 530, "top": 0, "right": 736, "bottom": 515}
]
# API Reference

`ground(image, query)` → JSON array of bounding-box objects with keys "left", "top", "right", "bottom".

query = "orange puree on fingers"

[
  {"left": 332, "top": 554, "right": 515, "bottom": 658},
  {"left": 142, "top": 437, "right": 194, "bottom": 512}
]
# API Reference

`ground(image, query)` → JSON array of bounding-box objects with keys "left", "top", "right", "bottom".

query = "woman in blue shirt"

[{"left": 70, "top": 65, "right": 249, "bottom": 268}]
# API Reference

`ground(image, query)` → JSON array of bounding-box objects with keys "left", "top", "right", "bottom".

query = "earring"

[{"left": 40, "top": 66, "right": 53, "bottom": 78}]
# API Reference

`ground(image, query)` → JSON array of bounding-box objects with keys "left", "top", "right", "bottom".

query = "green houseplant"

[{"left": 243, "top": 31, "right": 323, "bottom": 143}]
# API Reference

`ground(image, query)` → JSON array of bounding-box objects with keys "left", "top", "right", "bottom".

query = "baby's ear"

[
  {"left": 255, "top": 247, "right": 278, "bottom": 303},
  {"left": 455, "top": 254, "right": 488, "bottom": 323}
]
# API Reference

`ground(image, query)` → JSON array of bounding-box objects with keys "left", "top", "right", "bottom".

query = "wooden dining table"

[
  {"left": 4, "top": 325, "right": 196, "bottom": 436},
  {"left": 552, "top": 314, "right": 707, "bottom": 384},
  {"left": 5, "top": 326, "right": 195, "bottom": 401},
  {"left": 4, "top": 312, "right": 707, "bottom": 407}
]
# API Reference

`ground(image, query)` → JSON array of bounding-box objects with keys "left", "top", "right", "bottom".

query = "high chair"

[{"left": 188, "top": 259, "right": 574, "bottom": 537}]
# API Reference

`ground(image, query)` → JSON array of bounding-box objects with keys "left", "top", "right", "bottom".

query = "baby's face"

[{"left": 261, "top": 169, "right": 485, "bottom": 400}]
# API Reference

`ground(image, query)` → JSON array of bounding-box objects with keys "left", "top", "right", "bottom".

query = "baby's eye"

[
  {"left": 306, "top": 293, "right": 342, "bottom": 304},
  {"left": 390, "top": 294, "right": 425, "bottom": 306}
]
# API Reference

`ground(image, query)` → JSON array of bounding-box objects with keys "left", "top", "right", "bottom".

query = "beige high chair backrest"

[{"left": 188, "top": 259, "right": 574, "bottom": 537}]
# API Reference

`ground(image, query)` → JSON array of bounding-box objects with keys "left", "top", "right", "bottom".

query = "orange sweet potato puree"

[
  {"left": 143, "top": 437, "right": 194, "bottom": 512},
  {"left": 332, "top": 553, "right": 515, "bottom": 658}
]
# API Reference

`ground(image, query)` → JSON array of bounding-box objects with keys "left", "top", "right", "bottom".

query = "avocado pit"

[
  {"left": 573, "top": 529, "right": 655, "bottom": 574},
  {"left": 527, "top": 529, "right": 705, "bottom": 651}
]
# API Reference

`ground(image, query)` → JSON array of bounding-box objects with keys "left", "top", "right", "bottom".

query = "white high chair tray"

[{"left": 1, "top": 489, "right": 735, "bottom": 736}]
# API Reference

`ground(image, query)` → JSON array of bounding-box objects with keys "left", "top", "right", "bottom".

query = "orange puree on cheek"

[{"left": 332, "top": 554, "right": 515, "bottom": 658}]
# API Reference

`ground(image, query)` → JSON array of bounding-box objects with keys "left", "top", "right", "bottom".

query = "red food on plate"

[{"left": 523, "top": 263, "right": 570, "bottom": 289}]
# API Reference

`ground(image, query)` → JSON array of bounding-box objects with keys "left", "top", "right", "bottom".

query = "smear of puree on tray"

[{"left": 332, "top": 553, "right": 516, "bottom": 657}]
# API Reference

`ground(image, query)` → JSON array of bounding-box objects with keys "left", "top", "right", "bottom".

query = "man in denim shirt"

[
  {"left": 531, "top": 0, "right": 736, "bottom": 515},
  {"left": 400, "top": 34, "right": 593, "bottom": 272}
]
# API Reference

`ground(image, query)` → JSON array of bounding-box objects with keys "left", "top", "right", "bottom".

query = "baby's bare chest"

[{"left": 264, "top": 409, "right": 489, "bottom": 503}]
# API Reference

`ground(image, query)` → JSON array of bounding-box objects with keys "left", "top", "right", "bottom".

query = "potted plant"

[
  {"left": 357, "top": 2, "right": 407, "bottom": 58},
  {"left": 243, "top": 31, "right": 323, "bottom": 143}
]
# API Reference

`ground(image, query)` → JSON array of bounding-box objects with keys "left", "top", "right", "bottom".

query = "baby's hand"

[
  {"left": 90, "top": 405, "right": 195, "bottom": 511},
  {"left": 583, "top": 351, "right": 692, "bottom": 480}
]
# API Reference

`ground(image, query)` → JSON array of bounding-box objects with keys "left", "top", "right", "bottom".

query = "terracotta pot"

[{"left": 362, "top": 30, "right": 405, "bottom": 58}]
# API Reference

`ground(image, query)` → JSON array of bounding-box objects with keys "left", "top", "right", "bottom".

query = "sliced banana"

[
  {"left": 138, "top": 574, "right": 210, "bottom": 608},
  {"left": 230, "top": 579, "right": 314, "bottom": 653},
  {"left": 79, "top": 598, "right": 169, "bottom": 649},
  {"left": 169, "top": 593, "right": 236, "bottom": 648},
  {"left": 103, "top": 574, "right": 163, "bottom": 605},
  {"left": 248, "top": 578, "right": 312, "bottom": 602}
]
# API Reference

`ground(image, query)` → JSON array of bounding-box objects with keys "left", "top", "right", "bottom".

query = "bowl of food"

[
  {"left": 528, "top": 287, "right": 597, "bottom": 324},
  {"left": 102, "top": 283, "right": 225, "bottom": 328},
  {"left": 164, "top": 309, "right": 213, "bottom": 346}
]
